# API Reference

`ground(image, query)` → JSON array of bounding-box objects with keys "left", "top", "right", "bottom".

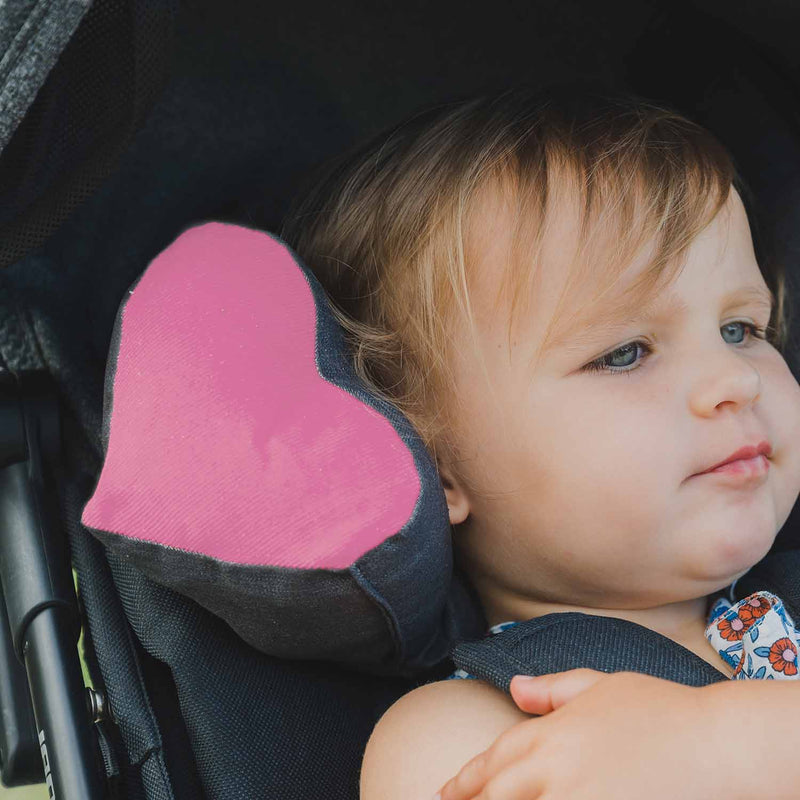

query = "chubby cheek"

[
  {"left": 511, "top": 388, "right": 665, "bottom": 554},
  {"left": 548, "top": 390, "right": 671, "bottom": 542},
  {"left": 769, "top": 360, "right": 800, "bottom": 520},
  {"left": 556, "top": 384, "right": 665, "bottom": 487}
]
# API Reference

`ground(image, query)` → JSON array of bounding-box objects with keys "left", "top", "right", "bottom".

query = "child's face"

[{"left": 443, "top": 186, "right": 800, "bottom": 620}]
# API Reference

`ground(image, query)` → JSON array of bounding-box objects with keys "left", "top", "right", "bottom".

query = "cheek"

[
  {"left": 530, "top": 391, "right": 665, "bottom": 510},
  {"left": 558, "top": 387, "right": 667, "bottom": 480},
  {"left": 542, "top": 390, "right": 672, "bottom": 534},
  {"left": 446, "top": 390, "right": 530, "bottom": 497},
  {"left": 767, "top": 360, "right": 800, "bottom": 512},
  {"left": 772, "top": 357, "right": 800, "bottom": 434}
]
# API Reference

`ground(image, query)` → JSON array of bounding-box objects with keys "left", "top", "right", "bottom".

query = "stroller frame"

[{"left": 0, "top": 368, "right": 105, "bottom": 797}]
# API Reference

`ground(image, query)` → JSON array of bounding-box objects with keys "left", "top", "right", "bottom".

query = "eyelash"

[{"left": 582, "top": 321, "right": 769, "bottom": 377}]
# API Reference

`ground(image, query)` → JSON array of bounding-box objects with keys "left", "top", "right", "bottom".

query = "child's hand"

[
  {"left": 508, "top": 668, "right": 609, "bottom": 714},
  {"left": 434, "top": 669, "right": 733, "bottom": 800}
]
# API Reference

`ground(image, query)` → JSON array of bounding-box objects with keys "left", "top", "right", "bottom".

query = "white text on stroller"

[{"left": 38, "top": 727, "right": 55, "bottom": 798}]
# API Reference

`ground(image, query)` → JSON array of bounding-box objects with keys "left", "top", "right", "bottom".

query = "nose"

[{"left": 688, "top": 341, "right": 763, "bottom": 417}]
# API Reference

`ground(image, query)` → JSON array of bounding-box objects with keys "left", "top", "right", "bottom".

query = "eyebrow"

[{"left": 544, "top": 283, "right": 775, "bottom": 355}]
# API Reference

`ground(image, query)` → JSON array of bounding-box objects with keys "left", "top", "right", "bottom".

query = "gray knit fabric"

[{"left": 0, "top": 0, "right": 92, "bottom": 153}]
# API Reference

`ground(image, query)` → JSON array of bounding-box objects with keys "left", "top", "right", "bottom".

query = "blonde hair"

[{"left": 280, "top": 81, "right": 792, "bottom": 497}]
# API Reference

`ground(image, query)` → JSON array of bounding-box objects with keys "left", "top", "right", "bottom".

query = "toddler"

[{"left": 280, "top": 80, "right": 800, "bottom": 799}]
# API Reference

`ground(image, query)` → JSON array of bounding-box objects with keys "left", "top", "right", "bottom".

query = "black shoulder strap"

[
  {"left": 451, "top": 547, "right": 800, "bottom": 695},
  {"left": 451, "top": 612, "right": 729, "bottom": 694}
]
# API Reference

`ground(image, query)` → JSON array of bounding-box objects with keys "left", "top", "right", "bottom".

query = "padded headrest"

[{"left": 80, "top": 221, "right": 486, "bottom": 676}]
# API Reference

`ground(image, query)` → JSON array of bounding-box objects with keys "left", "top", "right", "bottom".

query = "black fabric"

[
  {"left": 0, "top": 0, "right": 91, "bottom": 152},
  {"left": 135, "top": 647, "right": 205, "bottom": 799},
  {"left": 104, "top": 548, "right": 432, "bottom": 800},
  {"left": 0, "top": 272, "right": 441, "bottom": 799},
  {"left": 82, "top": 222, "right": 487, "bottom": 675},
  {"left": 733, "top": 549, "right": 800, "bottom": 608},
  {"left": 0, "top": 0, "right": 178, "bottom": 270},
  {"left": 452, "top": 614, "right": 731, "bottom": 695},
  {"left": 451, "top": 550, "right": 800, "bottom": 696},
  {"left": 74, "top": 395, "right": 440, "bottom": 799},
  {"left": 59, "top": 427, "right": 180, "bottom": 800}
]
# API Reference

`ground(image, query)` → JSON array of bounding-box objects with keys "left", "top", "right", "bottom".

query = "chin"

[{"left": 717, "top": 531, "right": 776, "bottom": 578}]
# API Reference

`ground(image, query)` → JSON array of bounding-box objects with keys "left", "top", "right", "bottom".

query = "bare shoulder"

[{"left": 359, "top": 678, "right": 530, "bottom": 800}]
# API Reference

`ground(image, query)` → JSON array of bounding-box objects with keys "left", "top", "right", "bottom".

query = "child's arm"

[
  {"left": 359, "top": 678, "right": 529, "bottom": 800},
  {"left": 435, "top": 669, "right": 800, "bottom": 800}
]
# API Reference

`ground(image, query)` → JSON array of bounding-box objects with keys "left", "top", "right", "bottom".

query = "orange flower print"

[
  {"left": 739, "top": 593, "right": 772, "bottom": 624},
  {"left": 731, "top": 655, "right": 746, "bottom": 678},
  {"left": 717, "top": 613, "right": 751, "bottom": 642},
  {"left": 768, "top": 637, "right": 798, "bottom": 676}
]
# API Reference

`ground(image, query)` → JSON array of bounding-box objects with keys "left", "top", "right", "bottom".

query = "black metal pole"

[
  {"left": 0, "top": 370, "right": 106, "bottom": 798},
  {"left": 0, "top": 588, "right": 42, "bottom": 786},
  {"left": 24, "top": 604, "right": 106, "bottom": 798}
]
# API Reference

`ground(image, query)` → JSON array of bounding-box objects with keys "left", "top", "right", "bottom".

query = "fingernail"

[
  {"left": 513, "top": 675, "right": 542, "bottom": 684},
  {"left": 432, "top": 794, "right": 441, "bottom": 800}
]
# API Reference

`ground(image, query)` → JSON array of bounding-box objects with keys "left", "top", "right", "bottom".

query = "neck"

[{"left": 467, "top": 570, "right": 726, "bottom": 645}]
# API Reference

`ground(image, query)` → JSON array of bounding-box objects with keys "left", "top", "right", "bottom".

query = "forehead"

[
  {"left": 466, "top": 180, "right": 769, "bottom": 358},
  {"left": 463, "top": 170, "right": 580, "bottom": 333},
  {"left": 542, "top": 189, "right": 770, "bottom": 354}
]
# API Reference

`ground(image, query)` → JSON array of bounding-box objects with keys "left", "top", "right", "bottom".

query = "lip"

[
  {"left": 691, "top": 453, "right": 770, "bottom": 488},
  {"left": 696, "top": 441, "right": 773, "bottom": 475}
]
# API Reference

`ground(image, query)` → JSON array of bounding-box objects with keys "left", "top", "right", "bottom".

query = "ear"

[{"left": 438, "top": 463, "right": 471, "bottom": 526}]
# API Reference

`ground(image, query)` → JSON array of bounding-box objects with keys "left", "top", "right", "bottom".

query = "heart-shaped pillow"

[{"left": 81, "top": 221, "right": 486, "bottom": 675}]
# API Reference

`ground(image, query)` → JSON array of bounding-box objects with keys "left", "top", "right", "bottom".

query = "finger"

[
  {"left": 437, "top": 718, "right": 543, "bottom": 800},
  {"left": 472, "top": 751, "right": 547, "bottom": 800},
  {"left": 510, "top": 669, "right": 608, "bottom": 714},
  {"left": 509, "top": 669, "right": 609, "bottom": 714}
]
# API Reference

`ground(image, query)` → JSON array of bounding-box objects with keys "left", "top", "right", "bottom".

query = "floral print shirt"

[
  {"left": 706, "top": 590, "right": 798, "bottom": 679},
  {"left": 446, "top": 586, "right": 800, "bottom": 682}
]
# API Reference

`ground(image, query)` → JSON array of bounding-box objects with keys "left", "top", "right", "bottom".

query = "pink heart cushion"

[{"left": 80, "top": 221, "right": 485, "bottom": 674}]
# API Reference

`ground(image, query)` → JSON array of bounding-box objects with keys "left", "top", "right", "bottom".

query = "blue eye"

[{"left": 582, "top": 322, "right": 768, "bottom": 377}]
